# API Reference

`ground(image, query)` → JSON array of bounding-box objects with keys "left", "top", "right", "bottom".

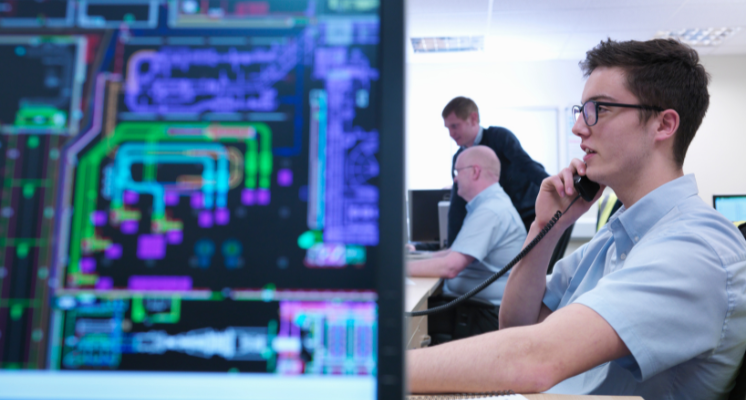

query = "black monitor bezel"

[{"left": 376, "top": 1, "right": 406, "bottom": 399}]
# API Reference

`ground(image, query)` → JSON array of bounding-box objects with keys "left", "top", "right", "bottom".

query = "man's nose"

[{"left": 571, "top": 115, "right": 589, "bottom": 137}]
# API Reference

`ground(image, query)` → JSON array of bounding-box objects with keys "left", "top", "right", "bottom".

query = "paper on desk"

[{"left": 406, "top": 277, "right": 415, "bottom": 286}]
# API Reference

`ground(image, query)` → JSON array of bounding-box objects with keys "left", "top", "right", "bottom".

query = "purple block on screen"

[
  {"left": 241, "top": 189, "right": 255, "bottom": 205},
  {"left": 105, "top": 243, "right": 123, "bottom": 259},
  {"left": 215, "top": 208, "right": 229, "bottom": 225},
  {"left": 95, "top": 276, "right": 114, "bottom": 290},
  {"left": 198, "top": 211, "right": 213, "bottom": 228},
  {"left": 90, "top": 211, "right": 107, "bottom": 226},
  {"left": 137, "top": 234, "right": 166, "bottom": 260},
  {"left": 257, "top": 189, "right": 270, "bottom": 205},
  {"left": 191, "top": 192, "right": 204, "bottom": 209},
  {"left": 123, "top": 190, "right": 139, "bottom": 205},
  {"left": 121, "top": 220, "right": 138, "bottom": 234},
  {"left": 80, "top": 257, "right": 96, "bottom": 273},
  {"left": 165, "top": 191, "right": 179, "bottom": 206},
  {"left": 167, "top": 230, "right": 183, "bottom": 244},
  {"left": 277, "top": 169, "right": 293, "bottom": 187},
  {"left": 128, "top": 275, "right": 192, "bottom": 291}
]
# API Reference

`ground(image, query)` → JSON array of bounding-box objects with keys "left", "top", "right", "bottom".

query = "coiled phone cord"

[{"left": 408, "top": 194, "right": 581, "bottom": 317}]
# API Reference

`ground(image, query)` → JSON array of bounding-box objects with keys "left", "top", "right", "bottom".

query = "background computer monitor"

[
  {"left": 0, "top": 1, "right": 404, "bottom": 399},
  {"left": 408, "top": 189, "right": 451, "bottom": 245},
  {"left": 714, "top": 195, "right": 746, "bottom": 224}
]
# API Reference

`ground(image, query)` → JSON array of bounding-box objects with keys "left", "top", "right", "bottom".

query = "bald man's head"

[
  {"left": 454, "top": 146, "right": 501, "bottom": 202},
  {"left": 458, "top": 146, "right": 501, "bottom": 181}
]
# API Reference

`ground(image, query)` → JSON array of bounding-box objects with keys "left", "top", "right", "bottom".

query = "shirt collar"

[
  {"left": 473, "top": 127, "right": 484, "bottom": 146},
  {"left": 466, "top": 182, "right": 505, "bottom": 213},
  {"left": 608, "top": 174, "right": 699, "bottom": 242}
]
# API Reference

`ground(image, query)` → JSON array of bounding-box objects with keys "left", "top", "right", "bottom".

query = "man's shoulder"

[{"left": 648, "top": 198, "right": 746, "bottom": 264}]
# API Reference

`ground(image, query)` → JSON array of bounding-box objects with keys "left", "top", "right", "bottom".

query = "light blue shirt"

[
  {"left": 544, "top": 175, "right": 746, "bottom": 399},
  {"left": 446, "top": 183, "right": 527, "bottom": 305}
]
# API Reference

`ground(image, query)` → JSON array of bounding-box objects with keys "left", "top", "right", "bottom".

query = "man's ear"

[
  {"left": 472, "top": 165, "right": 481, "bottom": 180},
  {"left": 653, "top": 109, "right": 680, "bottom": 143},
  {"left": 469, "top": 112, "right": 479, "bottom": 126}
]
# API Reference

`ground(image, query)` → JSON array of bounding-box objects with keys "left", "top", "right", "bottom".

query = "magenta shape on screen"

[
  {"left": 137, "top": 234, "right": 166, "bottom": 259},
  {"left": 242, "top": 188, "right": 255, "bottom": 205},
  {"left": 128, "top": 276, "right": 192, "bottom": 291},
  {"left": 277, "top": 169, "right": 293, "bottom": 186}
]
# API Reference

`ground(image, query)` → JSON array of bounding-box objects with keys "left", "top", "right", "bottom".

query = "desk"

[{"left": 405, "top": 277, "right": 442, "bottom": 349}]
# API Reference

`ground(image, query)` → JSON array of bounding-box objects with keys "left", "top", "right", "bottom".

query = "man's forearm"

[
  {"left": 408, "top": 325, "right": 556, "bottom": 394},
  {"left": 499, "top": 221, "right": 566, "bottom": 328}
]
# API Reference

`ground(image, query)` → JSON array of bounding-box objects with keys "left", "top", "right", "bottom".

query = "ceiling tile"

[
  {"left": 710, "top": 45, "right": 746, "bottom": 55},
  {"left": 490, "top": 0, "right": 593, "bottom": 12},
  {"left": 485, "top": 33, "right": 571, "bottom": 61},
  {"left": 489, "top": 11, "right": 583, "bottom": 35},
  {"left": 562, "top": 30, "right": 656, "bottom": 52},
  {"left": 570, "top": 6, "right": 679, "bottom": 32},
  {"left": 408, "top": 13, "right": 488, "bottom": 37},
  {"left": 407, "top": 0, "right": 489, "bottom": 15},
  {"left": 665, "top": 3, "right": 746, "bottom": 29}
]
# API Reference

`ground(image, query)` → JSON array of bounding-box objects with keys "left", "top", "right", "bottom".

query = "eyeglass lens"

[{"left": 572, "top": 101, "right": 598, "bottom": 126}]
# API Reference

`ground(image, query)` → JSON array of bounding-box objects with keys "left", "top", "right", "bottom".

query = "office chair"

[
  {"left": 728, "top": 222, "right": 746, "bottom": 400},
  {"left": 547, "top": 224, "right": 574, "bottom": 275}
]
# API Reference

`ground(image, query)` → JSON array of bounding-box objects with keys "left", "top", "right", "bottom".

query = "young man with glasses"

[
  {"left": 442, "top": 97, "right": 548, "bottom": 240},
  {"left": 408, "top": 146, "right": 526, "bottom": 343},
  {"left": 409, "top": 39, "right": 746, "bottom": 399}
]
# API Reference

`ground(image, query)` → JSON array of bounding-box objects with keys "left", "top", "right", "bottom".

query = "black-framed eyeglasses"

[
  {"left": 453, "top": 165, "right": 475, "bottom": 177},
  {"left": 572, "top": 100, "right": 664, "bottom": 126}
]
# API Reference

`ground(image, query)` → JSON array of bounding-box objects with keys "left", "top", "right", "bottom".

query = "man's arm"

[
  {"left": 408, "top": 251, "right": 474, "bottom": 278},
  {"left": 500, "top": 161, "right": 604, "bottom": 328},
  {"left": 408, "top": 303, "right": 630, "bottom": 394}
]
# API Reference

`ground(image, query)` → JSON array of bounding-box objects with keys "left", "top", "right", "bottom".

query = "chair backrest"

[{"left": 547, "top": 224, "right": 574, "bottom": 275}]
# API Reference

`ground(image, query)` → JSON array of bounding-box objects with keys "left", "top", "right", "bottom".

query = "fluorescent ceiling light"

[
  {"left": 410, "top": 36, "right": 484, "bottom": 53},
  {"left": 654, "top": 27, "right": 742, "bottom": 47}
]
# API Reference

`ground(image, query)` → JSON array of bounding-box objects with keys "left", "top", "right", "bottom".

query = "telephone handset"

[
  {"left": 409, "top": 173, "right": 601, "bottom": 317},
  {"left": 573, "top": 174, "right": 601, "bottom": 202}
]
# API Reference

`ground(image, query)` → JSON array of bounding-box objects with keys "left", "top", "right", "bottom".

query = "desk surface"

[{"left": 406, "top": 277, "right": 442, "bottom": 312}]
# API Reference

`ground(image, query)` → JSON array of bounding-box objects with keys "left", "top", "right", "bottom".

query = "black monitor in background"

[
  {"left": 714, "top": 195, "right": 746, "bottom": 223},
  {"left": 408, "top": 189, "right": 451, "bottom": 244},
  {"left": 0, "top": 1, "right": 405, "bottom": 399}
]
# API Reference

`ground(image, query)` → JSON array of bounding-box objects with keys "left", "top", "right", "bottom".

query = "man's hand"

[{"left": 534, "top": 158, "right": 606, "bottom": 230}]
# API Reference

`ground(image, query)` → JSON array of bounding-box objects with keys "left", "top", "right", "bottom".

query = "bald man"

[{"left": 408, "top": 146, "right": 527, "bottom": 342}]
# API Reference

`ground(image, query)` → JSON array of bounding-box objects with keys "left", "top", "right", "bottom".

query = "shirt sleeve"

[
  {"left": 574, "top": 232, "right": 729, "bottom": 381},
  {"left": 450, "top": 207, "right": 506, "bottom": 261},
  {"left": 543, "top": 241, "right": 588, "bottom": 310}
]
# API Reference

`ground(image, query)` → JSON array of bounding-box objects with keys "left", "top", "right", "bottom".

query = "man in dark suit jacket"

[{"left": 443, "top": 97, "right": 549, "bottom": 243}]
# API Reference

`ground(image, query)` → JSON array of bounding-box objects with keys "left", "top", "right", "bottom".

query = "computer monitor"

[
  {"left": 408, "top": 189, "right": 451, "bottom": 245},
  {"left": 0, "top": 1, "right": 404, "bottom": 399},
  {"left": 714, "top": 195, "right": 746, "bottom": 223}
]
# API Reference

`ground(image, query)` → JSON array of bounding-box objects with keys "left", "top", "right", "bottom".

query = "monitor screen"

[
  {"left": 714, "top": 195, "right": 746, "bottom": 223},
  {"left": 0, "top": 1, "right": 404, "bottom": 399},
  {"left": 408, "top": 189, "right": 451, "bottom": 243}
]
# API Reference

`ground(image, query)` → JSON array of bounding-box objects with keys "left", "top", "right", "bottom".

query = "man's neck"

[
  {"left": 612, "top": 159, "right": 684, "bottom": 208},
  {"left": 464, "top": 180, "right": 497, "bottom": 203}
]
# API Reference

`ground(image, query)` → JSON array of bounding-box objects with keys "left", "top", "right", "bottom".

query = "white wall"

[
  {"left": 406, "top": 55, "right": 746, "bottom": 237},
  {"left": 686, "top": 55, "right": 746, "bottom": 204}
]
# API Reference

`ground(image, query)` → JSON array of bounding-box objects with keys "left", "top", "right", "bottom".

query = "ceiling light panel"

[
  {"left": 410, "top": 36, "right": 484, "bottom": 53},
  {"left": 654, "top": 27, "right": 742, "bottom": 47}
]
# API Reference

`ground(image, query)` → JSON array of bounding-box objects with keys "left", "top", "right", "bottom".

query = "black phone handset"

[{"left": 408, "top": 175, "right": 600, "bottom": 317}]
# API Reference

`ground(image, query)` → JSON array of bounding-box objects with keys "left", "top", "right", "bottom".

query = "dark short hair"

[
  {"left": 580, "top": 39, "right": 710, "bottom": 167},
  {"left": 442, "top": 96, "right": 479, "bottom": 122}
]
